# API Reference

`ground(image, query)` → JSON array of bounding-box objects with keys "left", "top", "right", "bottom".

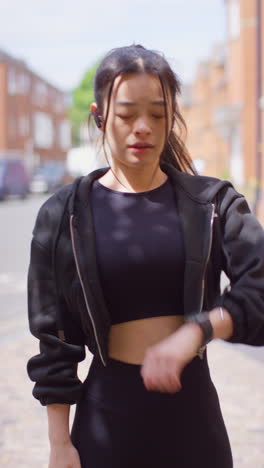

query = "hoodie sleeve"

[
  {"left": 27, "top": 198, "right": 86, "bottom": 406},
  {"left": 214, "top": 186, "right": 264, "bottom": 345}
]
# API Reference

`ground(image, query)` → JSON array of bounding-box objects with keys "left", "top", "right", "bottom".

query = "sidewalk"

[
  {"left": 1, "top": 333, "right": 263, "bottom": 467},
  {"left": 208, "top": 341, "right": 264, "bottom": 468}
]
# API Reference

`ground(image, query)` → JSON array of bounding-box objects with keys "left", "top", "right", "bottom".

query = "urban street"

[{"left": 1, "top": 195, "right": 264, "bottom": 467}]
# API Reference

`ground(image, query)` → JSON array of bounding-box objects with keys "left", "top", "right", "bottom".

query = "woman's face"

[{"left": 102, "top": 72, "right": 172, "bottom": 170}]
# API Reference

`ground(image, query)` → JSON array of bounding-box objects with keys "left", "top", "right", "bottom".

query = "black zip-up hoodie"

[{"left": 27, "top": 163, "right": 264, "bottom": 406}]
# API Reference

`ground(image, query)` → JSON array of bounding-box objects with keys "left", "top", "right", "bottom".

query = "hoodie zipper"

[
  {"left": 199, "top": 203, "right": 216, "bottom": 313},
  {"left": 197, "top": 203, "right": 216, "bottom": 359},
  {"left": 70, "top": 214, "right": 106, "bottom": 366}
]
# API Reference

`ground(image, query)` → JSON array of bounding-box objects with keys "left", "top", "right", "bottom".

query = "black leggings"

[{"left": 70, "top": 352, "right": 233, "bottom": 468}]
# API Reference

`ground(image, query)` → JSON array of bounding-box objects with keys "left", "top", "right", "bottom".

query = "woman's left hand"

[{"left": 140, "top": 322, "right": 204, "bottom": 393}]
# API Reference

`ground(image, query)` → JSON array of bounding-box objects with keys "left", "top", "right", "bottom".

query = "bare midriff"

[{"left": 108, "top": 315, "right": 185, "bottom": 364}]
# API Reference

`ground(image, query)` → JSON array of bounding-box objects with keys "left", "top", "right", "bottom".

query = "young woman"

[{"left": 27, "top": 45, "right": 264, "bottom": 468}]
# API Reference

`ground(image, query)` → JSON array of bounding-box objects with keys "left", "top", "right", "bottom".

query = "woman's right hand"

[{"left": 48, "top": 441, "right": 82, "bottom": 468}]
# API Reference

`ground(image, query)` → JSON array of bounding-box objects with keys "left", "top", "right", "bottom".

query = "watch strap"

[{"left": 186, "top": 312, "right": 213, "bottom": 357}]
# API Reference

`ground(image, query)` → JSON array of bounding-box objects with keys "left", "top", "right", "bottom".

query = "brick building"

[
  {"left": 180, "top": 0, "right": 264, "bottom": 221},
  {"left": 225, "top": 0, "right": 264, "bottom": 216},
  {"left": 180, "top": 44, "right": 229, "bottom": 179},
  {"left": 0, "top": 49, "right": 71, "bottom": 171}
]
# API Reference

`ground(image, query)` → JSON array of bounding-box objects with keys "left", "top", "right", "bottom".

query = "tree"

[{"left": 68, "top": 61, "right": 100, "bottom": 145}]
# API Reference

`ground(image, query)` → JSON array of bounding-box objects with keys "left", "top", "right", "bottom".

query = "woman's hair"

[{"left": 90, "top": 44, "right": 196, "bottom": 174}]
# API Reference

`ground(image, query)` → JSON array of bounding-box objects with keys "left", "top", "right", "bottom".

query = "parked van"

[{"left": 0, "top": 158, "right": 30, "bottom": 200}]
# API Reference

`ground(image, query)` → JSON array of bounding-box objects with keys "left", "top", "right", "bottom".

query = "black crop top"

[{"left": 91, "top": 177, "right": 185, "bottom": 325}]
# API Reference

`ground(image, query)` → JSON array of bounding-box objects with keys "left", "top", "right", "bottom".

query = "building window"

[
  {"left": 59, "top": 119, "right": 71, "bottom": 150},
  {"left": 228, "top": 0, "right": 240, "bottom": 40},
  {"left": 33, "top": 112, "right": 53, "bottom": 148},
  {"left": 8, "top": 68, "right": 17, "bottom": 95},
  {"left": 19, "top": 116, "right": 30, "bottom": 136},
  {"left": 33, "top": 81, "right": 48, "bottom": 106},
  {"left": 18, "top": 73, "right": 31, "bottom": 95}
]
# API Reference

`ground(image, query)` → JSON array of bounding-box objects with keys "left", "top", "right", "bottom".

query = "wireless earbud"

[
  {"left": 95, "top": 114, "right": 103, "bottom": 128},
  {"left": 91, "top": 110, "right": 102, "bottom": 128},
  {"left": 90, "top": 103, "right": 103, "bottom": 129}
]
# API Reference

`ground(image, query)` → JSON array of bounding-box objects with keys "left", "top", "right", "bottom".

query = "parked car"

[
  {"left": 29, "top": 162, "right": 71, "bottom": 194},
  {"left": 0, "top": 158, "right": 30, "bottom": 201}
]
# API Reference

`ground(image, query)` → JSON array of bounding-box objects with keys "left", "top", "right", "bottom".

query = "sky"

[{"left": 0, "top": 0, "right": 226, "bottom": 91}]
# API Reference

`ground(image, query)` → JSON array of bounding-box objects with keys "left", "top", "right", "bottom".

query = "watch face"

[{"left": 187, "top": 313, "right": 213, "bottom": 345}]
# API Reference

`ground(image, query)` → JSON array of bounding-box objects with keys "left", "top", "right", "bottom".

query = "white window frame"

[
  {"left": 33, "top": 112, "right": 54, "bottom": 148},
  {"left": 59, "top": 119, "right": 71, "bottom": 150}
]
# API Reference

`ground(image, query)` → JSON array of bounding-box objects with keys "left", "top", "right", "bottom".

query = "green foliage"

[
  {"left": 220, "top": 167, "right": 231, "bottom": 181},
  {"left": 68, "top": 61, "right": 99, "bottom": 145}
]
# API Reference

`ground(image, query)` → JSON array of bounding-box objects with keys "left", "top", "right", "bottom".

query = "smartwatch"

[{"left": 186, "top": 312, "right": 213, "bottom": 359}]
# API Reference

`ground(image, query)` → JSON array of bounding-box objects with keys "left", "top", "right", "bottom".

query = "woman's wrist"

[
  {"left": 208, "top": 306, "right": 234, "bottom": 341},
  {"left": 47, "top": 404, "right": 71, "bottom": 446},
  {"left": 185, "top": 307, "right": 234, "bottom": 344},
  {"left": 48, "top": 433, "right": 72, "bottom": 447},
  {"left": 183, "top": 307, "right": 234, "bottom": 359}
]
